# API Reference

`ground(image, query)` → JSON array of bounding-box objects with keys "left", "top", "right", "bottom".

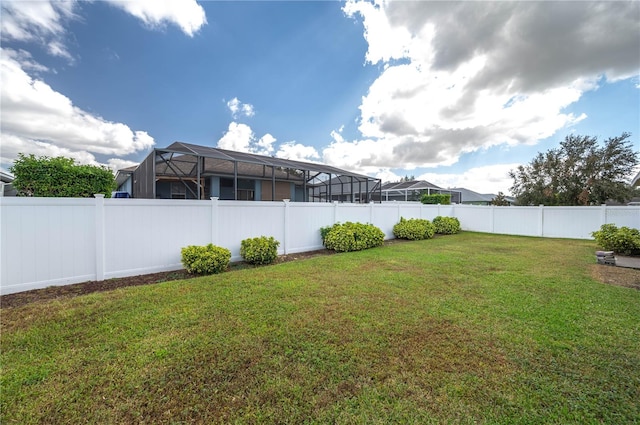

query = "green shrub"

[
  {"left": 323, "top": 222, "right": 385, "bottom": 253},
  {"left": 240, "top": 236, "right": 281, "bottom": 265},
  {"left": 393, "top": 217, "right": 435, "bottom": 240},
  {"left": 420, "top": 193, "right": 451, "bottom": 205},
  {"left": 433, "top": 216, "right": 461, "bottom": 234},
  {"left": 320, "top": 225, "right": 332, "bottom": 246},
  {"left": 592, "top": 224, "right": 640, "bottom": 256},
  {"left": 181, "top": 244, "right": 231, "bottom": 275}
]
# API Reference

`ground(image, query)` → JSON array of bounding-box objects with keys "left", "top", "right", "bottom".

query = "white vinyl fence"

[{"left": 1, "top": 196, "right": 638, "bottom": 295}]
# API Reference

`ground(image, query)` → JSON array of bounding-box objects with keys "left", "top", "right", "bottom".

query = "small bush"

[
  {"left": 320, "top": 225, "right": 332, "bottom": 246},
  {"left": 323, "top": 222, "right": 385, "bottom": 253},
  {"left": 592, "top": 224, "right": 640, "bottom": 256},
  {"left": 433, "top": 216, "right": 461, "bottom": 234},
  {"left": 421, "top": 193, "right": 451, "bottom": 205},
  {"left": 181, "top": 244, "right": 231, "bottom": 275},
  {"left": 393, "top": 217, "right": 435, "bottom": 240},
  {"left": 241, "top": 236, "right": 280, "bottom": 265}
]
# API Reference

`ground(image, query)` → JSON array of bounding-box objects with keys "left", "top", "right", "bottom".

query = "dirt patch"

[{"left": 590, "top": 264, "right": 640, "bottom": 290}]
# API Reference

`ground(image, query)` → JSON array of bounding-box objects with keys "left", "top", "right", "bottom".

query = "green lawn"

[{"left": 2, "top": 233, "right": 639, "bottom": 424}]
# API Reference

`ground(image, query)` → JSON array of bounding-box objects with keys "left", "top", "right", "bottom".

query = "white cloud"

[
  {"left": 1, "top": 49, "right": 155, "bottom": 165},
  {"left": 226, "top": 97, "right": 255, "bottom": 119},
  {"left": 217, "top": 122, "right": 322, "bottom": 162},
  {"left": 216, "top": 122, "right": 276, "bottom": 156},
  {"left": 1, "top": 0, "right": 77, "bottom": 59},
  {"left": 256, "top": 134, "right": 276, "bottom": 156},
  {"left": 107, "top": 158, "right": 140, "bottom": 172},
  {"left": 217, "top": 122, "right": 255, "bottom": 152},
  {"left": 417, "top": 163, "right": 521, "bottom": 196},
  {"left": 341, "top": 0, "right": 639, "bottom": 170},
  {"left": 0, "top": 0, "right": 205, "bottom": 171},
  {"left": 0, "top": 133, "right": 101, "bottom": 168},
  {"left": 276, "top": 142, "right": 320, "bottom": 162},
  {"left": 105, "top": 0, "right": 207, "bottom": 37}
]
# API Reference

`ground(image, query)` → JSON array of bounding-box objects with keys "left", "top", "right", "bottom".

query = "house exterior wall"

[
  {"left": 132, "top": 152, "right": 156, "bottom": 198},
  {"left": 261, "top": 180, "right": 293, "bottom": 201}
]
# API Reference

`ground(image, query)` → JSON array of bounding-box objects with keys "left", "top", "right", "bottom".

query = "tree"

[
  {"left": 509, "top": 133, "right": 639, "bottom": 206},
  {"left": 491, "top": 192, "right": 510, "bottom": 206},
  {"left": 10, "top": 154, "right": 115, "bottom": 197}
]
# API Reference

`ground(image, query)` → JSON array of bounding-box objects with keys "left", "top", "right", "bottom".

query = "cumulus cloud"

[
  {"left": 341, "top": 0, "right": 639, "bottom": 170},
  {"left": 0, "top": 0, "right": 206, "bottom": 169},
  {"left": 1, "top": 0, "right": 77, "bottom": 60},
  {"left": 106, "top": 0, "right": 207, "bottom": 37},
  {"left": 217, "top": 122, "right": 254, "bottom": 152},
  {"left": 106, "top": 158, "right": 140, "bottom": 172},
  {"left": 226, "top": 97, "right": 255, "bottom": 119},
  {"left": 276, "top": 142, "right": 320, "bottom": 162},
  {"left": 417, "top": 163, "right": 521, "bottom": 195},
  {"left": 217, "top": 122, "right": 276, "bottom": 156},
  {"left": 0, "top": 49, "right": 155, "bottom": 165},
  {"left": 217, "top": 122, "right": 322, "bottom": 163}
]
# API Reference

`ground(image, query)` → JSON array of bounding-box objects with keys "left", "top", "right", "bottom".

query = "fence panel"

[
  {"left": 334, "top": 203, "right": 370, "bottom": 224},
  {"left": 454, "top": 205, "right": 493, "bottom": 233},
  {"left": 368, "top": 204, "right": 399, "bottom": 238},
  {"left": 606, "top": 206, "right": 640, "bottom": 229},
  {"left": 493, "top": 206, "right": 541, "bottom": 236},
  {"left": 103, "top": 199, "right": 212, "bottom": 278},
  {"left": 543, "top": 206, "right": 602, "bottom": 239},
  {"left": 287, "top": 203, "right": 333, "bottom": 253},
  {"left": 2, "top": 198, "right": 639, "bottom": 295},
  {"left": 217, "top": 201, "right": 286, "bottom": 260},
  {"left": 1, "top": 198, "right": 96, "bottom": 294}
]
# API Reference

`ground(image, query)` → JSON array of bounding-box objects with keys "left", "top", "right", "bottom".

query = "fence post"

[
  {"left": 491, "top": 204, "right": 495, "bottom": 234},
  {"left": 211, "top": 197, "right": 219, "bottom": 245},
  {"left": 538, "top": 204, "right": 544, "bottom": 237},
  {"left": 283, "top": 199, "right": 290, "bottom": 254},
  {"left": 333, "top": 201, "right": 339, "bottom": 224},
  {"left": 600, "top": 204, "right": 607, "bottom": 226},
  {"left": 94, "top": 194, "right": 105, "bottom": 281}
]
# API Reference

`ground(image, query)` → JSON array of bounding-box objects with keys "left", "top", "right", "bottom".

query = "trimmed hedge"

[
  {"left": 323, "top": 222, "right": 385, "bottom": 253},
  {"left": 433, "top": 216, "right": 461, "bottom": 234},
  {"left": 592, "top": 224, "right": 640, "bottom": 256},
  {"left": 181, "top": 244, "right": 231, "bottom": 275},
  {"left": 421, "top": 193, "right": 451, "bottom": 205},
  {"left": 393, "top": 217, "right": 435, "bottom": 240},
  {"left": 241, "top": 236, "right": 280, "bottom": 265}
]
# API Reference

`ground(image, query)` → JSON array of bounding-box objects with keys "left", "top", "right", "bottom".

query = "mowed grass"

[{"left": 2, "top": 233, "right": 639, "bottom": 424}]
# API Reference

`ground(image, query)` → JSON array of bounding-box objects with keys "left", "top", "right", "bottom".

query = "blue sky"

[{"left": 1, "top": 0, "right": 639, "bottom": 194}]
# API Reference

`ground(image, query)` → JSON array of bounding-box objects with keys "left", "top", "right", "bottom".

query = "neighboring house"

[
  {"left": 114, "top": 165, "right": 137, "bottom": 198},
  {"left": 451, "top": 187, "right": 515, "bottom": 205},
  {"left": 0, "top": 170, "right": 16, "bottom": 197},
  {"left": 117, "top": 142, "right": 381, "bottom": 202},
  {"left": 376, "top": 180, "right": 462, "bottom": 203}
]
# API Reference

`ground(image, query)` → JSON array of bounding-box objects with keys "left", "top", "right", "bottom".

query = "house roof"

[
  {"left": 451, "top": 187, "right": 515, "bottom": 204},
  {"left": 451, "top": 187, "right": 495, "bottom": 203},
  {"left": 381, "top": 180, "right": 443, "bottom": 192},
  {"left": 632, "top": 171, "right": 640, "bottom": 187},
  {"left": 1, "top": 170, "right": 14, "bottom": 183},
  {"left": 162, "top": 142, "right": 375, "bottom": 181}
]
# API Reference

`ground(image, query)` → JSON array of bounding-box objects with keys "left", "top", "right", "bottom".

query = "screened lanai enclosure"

[{"left": 125, "top": 142, "right": 382, "bottom": 202}]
